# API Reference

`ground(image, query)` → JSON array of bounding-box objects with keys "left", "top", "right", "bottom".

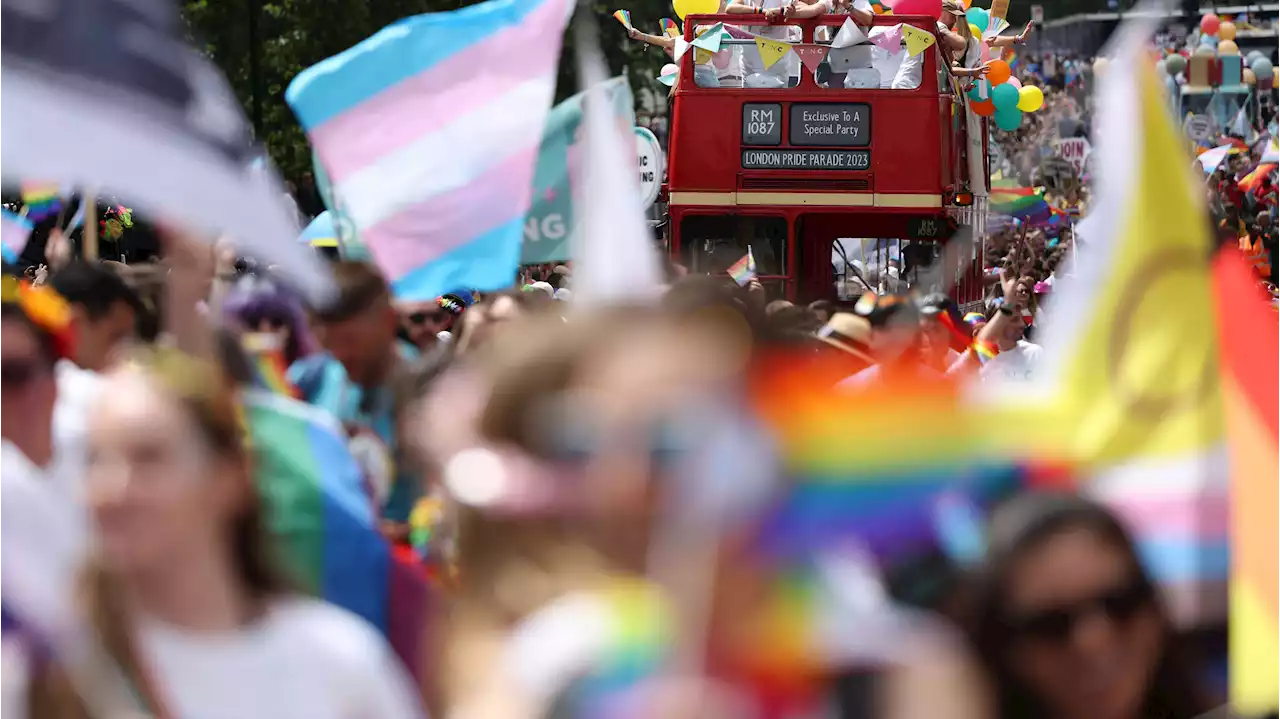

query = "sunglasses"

[
  {"left": 243, "top": 312, "right": 289, "bottom": 330},
  {"left": 1006, "top": 579, "right": 1153, "bottom": 643},
  {"left": 0, "top": 359, "right": 49, "bottom": 390},
  {"left": 408, "top": 310, "right": 448, "bottom": 325}
]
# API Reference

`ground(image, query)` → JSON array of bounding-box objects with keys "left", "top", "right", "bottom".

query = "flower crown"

[{"left": 1, "top": 274, "right": 77, "bottom": 360}]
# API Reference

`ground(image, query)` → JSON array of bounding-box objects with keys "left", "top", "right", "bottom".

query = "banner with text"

[{"left": 522, "top": 77, "right": 636, "bottom": 265}]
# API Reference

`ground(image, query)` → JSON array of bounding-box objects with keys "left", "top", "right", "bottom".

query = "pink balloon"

[
  {"left": 1007, "top": 76, "right": 1022, "bottom": 90},
  {"left": 889, "top": 0, "right": 941, "bottom": 21},
  {"left": 979, "top": 41, "right": 991, "bottom": 63}
]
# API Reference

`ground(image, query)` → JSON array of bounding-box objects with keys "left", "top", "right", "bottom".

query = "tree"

[{"left": 181, "top": 0, "right": 670, "bottom": 182}]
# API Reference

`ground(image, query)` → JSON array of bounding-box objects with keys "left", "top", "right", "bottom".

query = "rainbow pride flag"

[
  {"left": 1238, "top": 162, "right": 1275, "bottom": 194},
  {"left": 727, "top": 247, "right": 757, "bottom": 286},
  {"left": 1212, "top": 252, "right": 1278, "bottom": 716},
  {"left": 286, "top": 0, "right": 573, "bottom": 302},
  {"left": 990, "top": 180, "right": 1050, "bottom": 222},
  {"left": 611, "top": 8, "right": 632, "bottom": 28},
  {"left": 244, "top": 391, "right": 429, "bottom": 674},
  {"left": 660, "top": 17, "right": 680, "bottom": 37},
  {"left": 20, "top": 183, "right": 61, "bottom": 221},
  {"left": 748, "top": 370, "right": 1052, "bottom": 566}
]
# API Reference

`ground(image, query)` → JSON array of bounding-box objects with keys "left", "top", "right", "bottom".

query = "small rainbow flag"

[
  {"left": 611, "top": 8, "right": 632, "bottom": 28},
  {"left": 20, "top": 183, "right": 61, "bottom": 221},
  {"left": 727, "top": 247, "right": 757, "bottom": 286},
  {"left": 1238, "top": 163, "right": 1276, "bottom": 194},
  {"left": 660, "top": 17, "right": 680, "bottom": 37}
]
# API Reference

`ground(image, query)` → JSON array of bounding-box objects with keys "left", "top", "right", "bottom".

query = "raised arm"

[
  {"left": 627, "top": 26, "right": 676, "bottom": 50},
  {"left": 937, "top": 25, "right": 967, "bottom": 54},
  {"left": 989, "top": 21, "right": 1032, "bottom": 47}
]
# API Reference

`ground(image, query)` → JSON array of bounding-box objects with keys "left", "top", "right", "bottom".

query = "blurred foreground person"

[
  {"left": 29, "top": 348, "right": 424, "bottom": 718},
  {"left": 968, "top": 493, "right": 1212, "bottom": 719}
]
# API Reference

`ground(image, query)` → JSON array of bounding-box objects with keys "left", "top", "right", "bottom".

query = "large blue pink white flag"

[{"left": 286, "top": 0, "right": 573, "bottom": 301}]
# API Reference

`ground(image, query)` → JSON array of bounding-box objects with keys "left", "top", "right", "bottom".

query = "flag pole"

[{"left": 82, "top": 192, "right": 98, "bottom": 261}]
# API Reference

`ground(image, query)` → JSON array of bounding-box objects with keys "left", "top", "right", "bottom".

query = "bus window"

[
  {"left": 681, "top": 215, "right": 787, "bottom": 276},
  {"left": 810, "top": 28, "right": 928, "bottom": 90},
  {"left": 734, "top": 25, "right": 801, "bottom": 89}
]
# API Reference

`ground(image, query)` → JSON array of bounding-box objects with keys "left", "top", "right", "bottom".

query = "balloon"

[
  {"left": 994, "top": 107, "right": 1023, "bottom": 131},
  {"left": 966, "top": 84, "right": 986, "bottom": 102},
  {"left": 1218, "top": 40, "right": 1239, "bottom": 55},
  {"left": 661, "top": 62, "right": 679, "bottom": 76},
  {"left": 1218, "top": 21, "right": 1236, "bottom": 40},
  {"left": 893, "top": 0, "right": 942, "bottom": 20},
  {"left": 1194, "top": 44, "right": 1215, "bottom": 58},
  {"left": 1165, "top": 54, "right": 1186, "bottom": 74},
  {"left": 990, "top": 82, "right": 1020, "bottom": 109},
  {"left": 1016, "top": 85, "right": 1044, "bottom": 112},
  {"left": 1246, "top": 51, "right": 1265, "bottom": 65},
  {"left": 966, "top": 7, "right": 989, "bottom": 32},
  {"left": 985, "top": 59, "right": 1011, "bottom": 85},
  {"left": 1007, "top": 76, "right": 1022, "bottom": 90},
  {"left": 1199, "top": 13, "right": 1219, "bottom": 35},
  {"left": 970, "top": 99, "right": 996, "bottom": 116},
  {"left": 1251, "top": 57, "right": 1274, "bottom": 81},
  {"left": 962, "top": 0, "right": 971, "bottom": 7},
  {"left": 673, "top": 0, "right": 718, "bottom": 20},
  {"left": 1243, "top": 68, "right": 1256, "bottom": 85},
  {"left": 968, "top": 23, "right": 982, "bottom": 37},
  {"left": 1093, "top": 57, "right": 1109, "bottom": 74}
]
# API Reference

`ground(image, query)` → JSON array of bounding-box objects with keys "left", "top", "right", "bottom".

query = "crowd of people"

[{"left": 1, "top": 4, "right": 1277, "bottom": 718}]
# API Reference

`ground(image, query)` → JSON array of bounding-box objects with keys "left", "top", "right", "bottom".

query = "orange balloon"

[
  {"left": 971, "top": 99, "right": 996, "bottom": 116},
  {"left": 985, "top": 59, "right": 1011, "bottom": 85}
]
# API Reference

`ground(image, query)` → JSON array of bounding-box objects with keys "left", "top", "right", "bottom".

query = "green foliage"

[{"left": 181, "top": 0, "right": 671, "bottom": 181}]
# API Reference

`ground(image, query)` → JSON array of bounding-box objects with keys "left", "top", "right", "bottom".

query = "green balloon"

[
  {"left": 991, "top": 83, "right": 1020, "bottom": 110},
  {"left": 994, "top": 107, "right": 1023, "bottom": 131}
]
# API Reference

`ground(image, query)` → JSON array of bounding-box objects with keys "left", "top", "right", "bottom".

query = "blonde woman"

[{"left": 28, "top": 349, "right": 424, "bottom": 719}]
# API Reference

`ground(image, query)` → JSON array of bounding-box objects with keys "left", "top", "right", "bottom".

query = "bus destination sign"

[
  {"left": 789, "top": 103, "right": 870, "bottom": 146},
  {"left": 742, "top": 149, "right": 870, "bottom": 171}
]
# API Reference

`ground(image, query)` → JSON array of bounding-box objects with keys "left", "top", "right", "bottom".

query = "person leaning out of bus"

[{"left": 626, "top": 22, "right": 725, "bottom": 88}]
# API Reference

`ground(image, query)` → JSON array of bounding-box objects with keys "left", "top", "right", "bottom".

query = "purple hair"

[{"left": 221, "top": 274, "right": 317, "bottom": 365}]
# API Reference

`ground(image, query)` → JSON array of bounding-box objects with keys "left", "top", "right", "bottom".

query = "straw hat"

[{"left": 816, "top": 312, "right": 874, "bottom": 362}]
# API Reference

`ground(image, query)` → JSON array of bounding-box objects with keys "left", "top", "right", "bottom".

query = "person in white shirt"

[
  {"left": 727, "top": 0, "right": 802, "bottom": 86},
  {"left": 977, "top": 305, "right": 1042, "bottom": 382},
  {"left": 25, "top": 351, "right": 424, "bottom": 719}
]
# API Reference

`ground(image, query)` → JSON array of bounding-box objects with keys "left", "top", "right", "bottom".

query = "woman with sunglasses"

[
  {"left": 967, "top": 493, "right": 1212, "bottom": 719},
  {"left": 221, "top": 274, "right": 316, "bottom": 367}
]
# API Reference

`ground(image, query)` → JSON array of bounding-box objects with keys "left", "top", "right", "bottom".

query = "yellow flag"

[
  {"left": 1031, "top": 24, "right": 1221, "bottom": 468},
  {"left": 694, "top": 47, "right": 713, "bottom": 64},
  {"left": 754, "top": 36, "right": 791, "bottom": 70},
  {"left": 901, "top": 25, "right": 936, "bottom": 57}
]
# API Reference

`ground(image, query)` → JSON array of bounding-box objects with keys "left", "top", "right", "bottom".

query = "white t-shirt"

[
  {"left": 52, "top": 359, "right": 106, "bottom": 491},
  {"left": 978, "top": 340, "right": 1042, "bottom": 383},
  {"left": 138, "top": 597, "right": 424, "bottom": 719},
  {"left": 891, "top": 21, "right": 946, "bottom": 90}
]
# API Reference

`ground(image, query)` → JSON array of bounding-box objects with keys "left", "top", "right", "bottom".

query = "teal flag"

[
  {"left": 311, "top": 151, "right": 372, "bottom": 263},
  {"left": 521, "top": 77, "right": 635, "bottom": 265}
]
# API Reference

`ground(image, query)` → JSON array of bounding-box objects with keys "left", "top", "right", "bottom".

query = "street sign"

[
  {"left": 1183, "top": 114, "right": 1215, "bottom": 142},
  {"left": 1030, "top": 5, "right": 1044, "bottom": 23},
  {"left": 635, "top": 127, "right": 664, "bottom": 210}
]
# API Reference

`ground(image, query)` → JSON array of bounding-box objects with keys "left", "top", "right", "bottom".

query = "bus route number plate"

[
  {"left": 742, "top": 103, "right": 783, "bottom": 146},
  {"left": 789, "top": 103, "right": 870, "bottom": 146}
]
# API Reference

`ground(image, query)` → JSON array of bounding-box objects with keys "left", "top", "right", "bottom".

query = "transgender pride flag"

[
  {"left": 1, "top": 210, "right": 33, "bottom": 264},
  {"left": 286, "top": 0, "right": 573, "bottom": 301}
]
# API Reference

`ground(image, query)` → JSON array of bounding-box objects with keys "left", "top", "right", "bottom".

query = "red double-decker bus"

[{"left": 664, "top": 13, "right": 988, "bottom": 309}]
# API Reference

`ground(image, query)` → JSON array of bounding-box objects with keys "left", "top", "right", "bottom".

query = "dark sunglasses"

[
  {"left": 0, "top": 359, "right": 49, "bottom": 390},
  {"left": 1006, "top": 579, "right": 1153, "bottom": 643},
  {"left": 408, "top": 310, "right": 448, "bottom": 325},
  {"left": 244, "top": 312, "right": 289, "bottom": 330}
]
